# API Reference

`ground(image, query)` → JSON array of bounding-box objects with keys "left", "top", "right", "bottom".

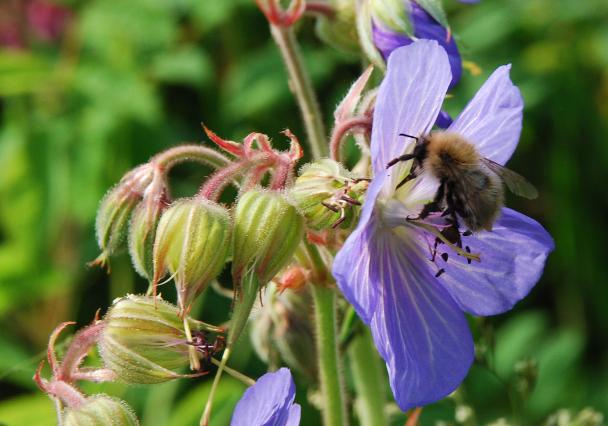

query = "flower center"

[{"left": 378, "top": 177, "right": 481, "bottom": 276}]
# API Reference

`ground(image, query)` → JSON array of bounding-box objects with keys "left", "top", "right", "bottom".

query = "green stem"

[
  {"left": 200, "top": 347, "right": 232, "bottom": 426},
  {"left": 228, "top": 272, "right": 261, "bottom": 347},
  {"left": 312, "top": 285, "right": 347, "bottom": 426},
  {"left": 349, "top": 329, "right": 388, "bottom": 426},
  {"left": 182, "top": 317, "right": 201, "bottom": 371},
  {"left": 270, "top": 25, "right": 327, "bottom": 159},
  {"left": 210, "top": 358, "right": 255, "bottom": 387},
  {"left": 200, "top": 272, "right": 260, "bottom": 425}
]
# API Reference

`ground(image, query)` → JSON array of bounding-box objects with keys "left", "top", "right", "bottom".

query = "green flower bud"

[
  {"left": 98, "top": 295, "right": 211, "bottom": 384},
  {"left": 92, "top": 165, "right": 155, "bottom": 268},
  {"left": 251, "top": 283, "right": 316, "bottom": 380},
  {"left": 292, "top": 159, "right": 368, "bottom": 230},
  {"left": 63, "top": 395, "right": 138, "bottom": 426},
  {"left": 153, "top": 198, "right": 232, "bottom": 313},
  {"left": 228, "top": 190, "right": 304, "bottom": 347},
  {"left": 128, "top": 193, "right": 167, "bottom": 281},
  {"left": 315, "top": 0, "right": 360, "bottom": 55},
  {"left": 232, "top": 189, "right": 304, "bottom": 284}
]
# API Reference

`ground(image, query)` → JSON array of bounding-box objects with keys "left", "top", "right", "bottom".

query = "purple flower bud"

[
  {"left": 371, "top": 0, "right": 462, "bottom": 87},
  {"left": 435, "top": 110, "right": 454, "bottom": 129},
  {"left": 231, "top": 368, "right": 301, "bottom": 426}
]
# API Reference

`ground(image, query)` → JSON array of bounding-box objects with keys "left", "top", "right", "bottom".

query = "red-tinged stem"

[
  {"left": 47, "top": 380, "right": 87, "bottom": 409},
  {"left": 47, "top": 322, "right": 76, "bottom": 376},
  {"left": 35, "top": 363, "right": 87, "bottom": 410},
  {"left": 241, "top": 164, "right": 270, "bottom": 193},
  {"left": 330, "top": 115, "right": 373, "bottom": 163},
  {"left": 270, "top": 162, "right": 292, "bottom": 190},
  {"left": 197, "top": 154, "right": 272, "bottom": 201},
  {"left": 406, "top": 407, "right": 423, "bottom": 426},
  {"left": 151, "top": 144, "right": 232, "bottom": 172},
  {"left": 71, "top": 368, "right": 117, "bottom": 383},
  {"left": 58, "top": 322, "right": 106, "bottom": 382}
]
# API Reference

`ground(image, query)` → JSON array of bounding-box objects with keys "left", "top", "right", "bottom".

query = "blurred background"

[{"left": 0, "top": 0, "right": 606, "bottom": 424}]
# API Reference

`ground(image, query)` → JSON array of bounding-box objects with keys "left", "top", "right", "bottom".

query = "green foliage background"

[{"left": 0, "top": 0, "right": 606, "bottom": 424}]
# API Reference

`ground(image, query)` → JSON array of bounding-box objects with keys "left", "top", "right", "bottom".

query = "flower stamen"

[{"left": 407, "top": 219, "right": 481, "bottom": 262}]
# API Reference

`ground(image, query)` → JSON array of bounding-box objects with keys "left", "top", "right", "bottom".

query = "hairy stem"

[
  {"left": 151, "top": 144, "right": 232, "bottom": 171},
  {"left": 197, "top": 155, "right": 271, "bottom": 201},
  {"left": 270, "top": 25, "right": 327, "bottom": 159},
  {"left": 312, "top": 285, "right": 347, "bottom": 426},
  {"left": 349, "top": 329, "right": 387, "bottom": 426},
  {"left": 330, "top": 115, "right": 373, "bottom": 163}
]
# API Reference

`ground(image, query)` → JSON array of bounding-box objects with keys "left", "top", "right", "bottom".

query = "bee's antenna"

[{"left": 399, "top": 133, "right": 419, "bottom": 142}]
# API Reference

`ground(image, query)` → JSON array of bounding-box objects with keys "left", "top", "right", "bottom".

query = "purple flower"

[
  {"left": 332, "top": 40, "right": 554, "bottom": 411},
  {"left": 372, "top": 1, "right": 462, "bottom": 87},
  {"left": 231, "top": 368, "right": 301, "bottom": 426}
]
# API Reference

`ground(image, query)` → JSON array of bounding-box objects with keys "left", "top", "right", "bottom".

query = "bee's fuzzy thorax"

[{"left": 424, "top": 132, "right": 480, "bottom": 178}]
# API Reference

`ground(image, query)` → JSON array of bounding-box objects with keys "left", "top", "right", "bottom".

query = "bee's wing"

[{"left": 482, "top": 158, "right": 538, "bottom": 199}]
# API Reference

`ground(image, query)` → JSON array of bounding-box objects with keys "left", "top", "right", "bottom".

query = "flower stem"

[
  {"left": 197, "top": 155, "right": 270, "bottom": 201},
  {"left": 200, "top": 272, "right": 260, "bottom": 425},
  {"left": 270, "top": 25, "right": 327, "bottom": 159},
  {"left": 182, "top": 317, "right": 201, "bottom": 371},
  {"left": 312, "top": 285, "right": 347, "bottom": 426},
  {"left": 151, "top": 144, "right": 232, "bottom": 171},
  {"left": 210, "top": 358, "right": 255, "bottom": 387},
  {"left": 200, "top": 346, "right": 232, "bottom": 426},
  {"left": 348, "top": 329, "right": 388, "bottom": 426},
  {"left": 330, "top": 115, "right": 372, "bottom": 163}
]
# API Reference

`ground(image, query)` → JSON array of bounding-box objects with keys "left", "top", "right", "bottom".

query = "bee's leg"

[
  {"left": 412, "top": 179, "right": 446, "bottom": 221},
  {"left": 321, "top": 201, "right": 339, "bottom": 213},
  {"left": 331, "top": 207, "right": 346, "bottom": 229},
  {"left": 386, "top": 153, "right": 416, "bottom": 169},
  {"left": 395, "top": 170, "right": 418, "bottom": 189},
  {"left": 340, "top": 194, "right": 361, "bottom": 206}
]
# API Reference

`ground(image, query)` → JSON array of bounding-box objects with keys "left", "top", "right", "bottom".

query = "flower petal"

[
  {"left": 231, "top": 368, "right": 296, "bottom": 426},
  {"left": 285, "top": 404, "right": 301, "bottom": 426},
  {"left": 448, "top": 65, "right": 523, "bottom": 165},
  {"left": 433, "top": 208, "right": 554, "bottom": 316},
  {"left": 368, "top": 228, "right": 474, "bottom": 410},
  {"left": 333, "top": 171, "right": 387, "bottom": 323},
  {"left": 371, "top": 40, "right": 451, "bottom": 176}
]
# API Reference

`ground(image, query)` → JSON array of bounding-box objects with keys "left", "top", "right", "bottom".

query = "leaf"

[
  {"left": 0, "top": 394, "right": 56, "bottom": 426},
  {"left": 493, "top": 311, "right": 548, "bottom": 377},
  {"left": 167, "top": 377, "right": 246, "bottom": 426},
  {"left": 528, "top": 329, "right": 585, "bottom": 416},
  {"left": 0, "top": 335, "right": 40, "bottom": 389},
  {"left": 0, "top": 51, "right": 52, "bottom": 96},
  {"left": 151, "top": 47, "right": 213, "bottom": 87}
]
